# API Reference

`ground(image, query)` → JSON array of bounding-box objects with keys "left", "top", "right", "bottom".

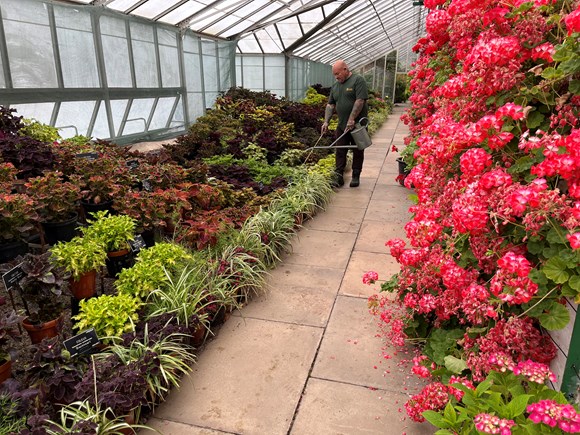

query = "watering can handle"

[{"left": 357, "top": 117, "right": 369, "bottom": 128}]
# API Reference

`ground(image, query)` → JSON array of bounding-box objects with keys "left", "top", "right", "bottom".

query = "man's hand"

[
  {"left": 321, "top": 122, "right": 328, "bottom": 135},
  {"left": 346, "top": 118, "right": 355, "bottom": 131}
]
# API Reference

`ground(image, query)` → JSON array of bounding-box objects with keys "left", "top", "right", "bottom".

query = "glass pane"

[
  {"left": 57, "top": 28, "right": 100, "bottom": 88},
  {"left": 0, "top": 56, "right": 5, "bottom": 88},
  {"left": 157, "top": 28, "right": 177, "bottom": 47},
  {"left": 100, "top": 15, "right": 126, "bottom": 38},
  {"left": 110, "top": 99, "right": 129, "bottom": 136},
  {"left": 131, "top": 0, "right": 184, "bottom": 20},
  {"left": 123, "top": 98, "right": 155, "bottom": 135},
  {"left": 108, "top": 0, "right": 142, "bottom": 12},
  {"left": 102, "top": 35, "right": 132, "bottom": 87},
  {"left": 183, "top": 34, "right": 200, "bottom": 54},
  {"left": 202, "top": 55, "right": 217, "bottom": 92},
  {"left": 201, "top": 39, "right": 216, "bottom": 57},
  {"left": 243, "top": 65, "right": 263, "bottom": 90},
  {"left": 132, "top": 40, "right": 158, "bottom": 87},
  {"left": 237, "top": 38, "right": 261, "bottom": 53},
  {"left": 170, "top": 96, "right": 184, "bottom": 128},
  {"left": 11, "top": 102, "right": 53, "bottom": 124},
  {"left": 4, "top": 21, "right": 57, "bottom": 88},
  {"left": 149, "top": 97, "right": 175, "bottom": 130},
  {"left": 205, "top": 92, "right": 218, "bottom": 109},
  {"left": 91, "top": 101, "right": 111, "bottom": 140},
  {"left": 54, "top": 5, "right": 92, "bottom": 30},
  {"left": 55, "top": 101, "right": 96, "bottom": 138},
  {"left": 159, "top": 46, "right": 180, "bottom": 87},
  {"left": 265, "top": 57, "right": 284, "bottom": 94},
  {"left": 161, "top": 2, "right": 207, "bottom": 26},
  {"left": 187, "top": 92, "right": 204, "bottom": 124},
  {"left": 0, "top": 0, "right": 49, "bottom": 25},
  {"left": 130, "top": 22, "right": 154, "bottom": 42},
  {"left": 184, "top": 52, "right": 202, "bottom": 93}
]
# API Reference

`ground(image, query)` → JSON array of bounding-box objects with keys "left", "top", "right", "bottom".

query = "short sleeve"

[{"left": 354, "top": 76, "right": 368, "bottom": 100}]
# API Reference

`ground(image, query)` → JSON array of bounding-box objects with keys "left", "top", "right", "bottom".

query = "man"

[{"left": 321, "top": 59, "right": 369, "bottom": 188}]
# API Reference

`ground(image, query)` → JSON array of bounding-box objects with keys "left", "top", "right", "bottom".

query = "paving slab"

[
  {"left": 329, "top": 190, "right": 372, "bottom": 209},
  {"left": 285, "top": 228, "right": 357, "bottom": 269},
  {"left": 371, "top": 185, "right": 414, "bottom": 204},
  {"left": 365, "top": 199, "right": 412, "bottom": 223},
  {"left": 144, "top": 418, "right": 237, "bottom": 434},
  {"left": 312, "top": 295, "right": 421, "bottom": 392},
  {"left": 339, "top": 251, "right": 400, "bottom": 298},
  {"left": 261, "top": 262, "right": 345, "bottom": 290},
  {"left": 354, "top": 221, "right": 408, "bottom": 253},
  {"left": 290, "top": 378, "right": 434, "bottom": 435},
  {"left": 240, "top": 283, "right": 337, "bottom": 327},
  {"left": 303, "top": 206, "right": 365, "bottom": 233},
  {"left": 153, "top": 317, "right": 322, "bottom": 435}
]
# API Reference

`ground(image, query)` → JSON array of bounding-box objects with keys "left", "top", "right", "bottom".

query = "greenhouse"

[{"left": 0, "top": 0, "right": 579, "bottom": 434}]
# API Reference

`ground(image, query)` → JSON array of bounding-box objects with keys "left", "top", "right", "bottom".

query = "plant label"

[
  {"left": 129, "top": 235, "right": 147, "bottom": 253},
  {"left": 141, "top": 179, "right": 153, "bottom": 192},
  {"left": 126, "top": 160, "right": 139, "bottom": 170},
  {"left": 1, "top": 263, "right": 25, "bottom": 291},
  {"left": 75, "top": 152, "right": 99, "bottom": 160},
  {"left": 63, "top": 328, "right": 100, "bottom": 357}
]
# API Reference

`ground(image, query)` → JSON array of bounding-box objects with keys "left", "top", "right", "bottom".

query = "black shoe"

[
  {"left": 349, "top": 176, "right": 360, "bottom": 187},
  {"left": 332, "top": 174, "right": 344, "bottom": 187}
]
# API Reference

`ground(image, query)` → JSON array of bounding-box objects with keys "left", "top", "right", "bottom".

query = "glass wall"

[
  {"left": 0, "top": 0, "right": 236, "bottom": 143},
  {"left": 0, "top": 0, "right": 331, "bottom": 143}
]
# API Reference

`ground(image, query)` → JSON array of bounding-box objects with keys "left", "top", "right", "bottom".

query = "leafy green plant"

[
  {"left": 73, "top": 294, "right": 142, "bottom": 343},
  {"left": 0, "top": 391, "right": 27, "bottom": 434},
  {"left": 240, "top": 207, "right": 296, "bottom": 268},
  {"left": 50, "top": 235, "right": 107, "bottom": 280},
  {"left": 115, "top": 242, "right": 194, "bottom": 299},
  {"left": 20, "top": 118, "right": 60, "bottom": 143},
  {"left": 97, "top": 328, "right": 195, "bottom": 405},
  {"left": 44, "top": 399, "right": 149, "bottom": 434},
  {"left": 81, "top": 210, "right": 136, "bottom": 252}
]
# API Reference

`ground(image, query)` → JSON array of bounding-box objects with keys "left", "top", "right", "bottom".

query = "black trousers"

[{"left": 334, "top": 127, "right": 364, "bottom": 175}]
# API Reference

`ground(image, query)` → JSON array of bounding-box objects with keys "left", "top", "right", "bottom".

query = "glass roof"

[{"left": 70, "top": 0, "right": 425, "bottom": 69}]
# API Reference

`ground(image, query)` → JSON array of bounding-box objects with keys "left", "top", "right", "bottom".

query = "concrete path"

[{"left": 143, "top": 105, "right": 434, "bottom": 435}]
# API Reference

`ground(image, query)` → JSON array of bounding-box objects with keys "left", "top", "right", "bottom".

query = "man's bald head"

[{"left": 332, "top": 60, "right": 351, "bottom": 83}]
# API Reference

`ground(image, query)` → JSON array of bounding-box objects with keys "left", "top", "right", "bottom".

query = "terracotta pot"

[
  {"left": 22, "top": 315, "right": 64, "bottom": 344},
  {"left": 119, "top": 408, "right": 137, "bottom": 435},
  {"left": 190, "top": 324, "right": 206, "bottom": 347},
  {"left": 70, "top": 270, "right": 97, "bottom": 299},
  {"left": 0, "top": 358, "right": 11, "bottom": 384}
]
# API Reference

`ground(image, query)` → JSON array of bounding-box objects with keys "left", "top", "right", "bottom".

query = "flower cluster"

[
  {"left": 527, "top": 400, "right": 580, "bottom": 433},
  {"left": 473, "top": 413, "right": 516, "bottom": 435}
]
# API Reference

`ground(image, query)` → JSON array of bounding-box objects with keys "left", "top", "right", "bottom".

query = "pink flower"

[
  {"left": 567, "top": 233, "right": 580, "bottom": 249},
  {"left": 527, "top": 400, "right": 580, "bottom": 433},
  {"left": 474, "top": 413, "right": 516, "bottom": 435},
  {"left": 362, "top": 271, "right": 379, "bottom": 285},
  {"left": 565, "top": 7, "right": 580, "bottom": 35}
]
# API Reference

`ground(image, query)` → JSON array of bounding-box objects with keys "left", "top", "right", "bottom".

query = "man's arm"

[
  {"left": 321, "top": 103, "right": 335, "bottom": 134},
  {"left": 347, "top": 99, "right": 365, "bottom": 130}
]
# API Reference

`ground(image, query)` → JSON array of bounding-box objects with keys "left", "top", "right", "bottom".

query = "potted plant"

[
  {"left": 14, "top": 252, "right": 70, "bottom": 343},
  {"left": 0, "top": 309, "right": 25, "bottom": 383},
  {"left": 0, "top": 192, "right": 37, "bottom": 263},
  {"left": 72, "top": 293, "right": 142, "bottom": 344},
  {"left": 50, "top": 236, "right": 107, "bottom": 299},
  {"left": 26, "top": 171, "right": 82, "bottom": 245},
  {"left": 80, "top": 210, "right": 137, "bottom": 278}
]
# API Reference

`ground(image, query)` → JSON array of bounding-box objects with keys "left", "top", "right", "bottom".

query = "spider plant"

[
  {"left": 239, "top": 207, "right": 296, "bottom": 269},
  {"left": 96, "top": 327, "right": 195, "bottom": 406},
  {"left": 44, "top": 399, "right": 150, "bottom": 434},
  {"left": 146, "top": 262, "right": 235, "bottom": 332},
  {"left": 213, "top": 244, "right": 268, "bottom": 302}
]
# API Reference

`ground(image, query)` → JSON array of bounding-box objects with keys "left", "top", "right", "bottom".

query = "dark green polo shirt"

[{"left": 328, "top": 74, "right": 369, "bottom": 130}]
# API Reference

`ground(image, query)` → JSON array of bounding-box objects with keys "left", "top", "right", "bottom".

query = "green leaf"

[
  {"left": 508, "top": 156, "right": 535, "bottom": 174},
  {"left": 529, "top": 268, "right": 548, "bottom": 286},
  {"left": 434, "top": 430, "right": 456, "bottom": 435},
  {"left": 526, "top": 111, "right": 544, "bottom": 129},
  {"left": 444, "top": 355, "right": 468, "bottom": 374},
  {"left": 569, "top": 275, "right": 580, "bottom": 291},
  {"left": 538, "top": 302, "right": 570, "bottom": 330},
  {"left": 561, "top": 283, "right": 577, "bottom": 298},
  {"left": 422, "top": 411, "right": 449, "bottom": 428},
  {"left": 546, "top": 228, "right": 565, "bottom": 245},
  {"left": 560, "top": 57, "right": 580, "bottom": 74},
  {"left": 543, "top": 257, "right": 570, "bottom": 284},
  {"left": 570, "top": 80, "right": 580, "bottom": 95},
  {"left": 506, "top": 394, "right": 531, "bottom": 419},
  {"left": 560, "top": 249, "right": 580, "bottom": 269},
  {"left": 475, "top": 379, "right": 493, "bottom": 396},
  {"left": 443, "top": 402, "right": 457, "bottom": 425},
  {"left": 541, "top": 67, "right": 562, "bottom": 80}
]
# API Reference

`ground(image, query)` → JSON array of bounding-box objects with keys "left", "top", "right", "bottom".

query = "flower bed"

[
  {"left": 368, "top": 0, "right": 580, "bottom": 432},
  {"left": 0, "top": 86, "right": 391, "bottom": 432}
]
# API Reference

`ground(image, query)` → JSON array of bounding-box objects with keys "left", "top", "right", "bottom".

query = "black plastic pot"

[
  {"left": 41, "top": 214, "right": 79, "bottom": 245},
  {"left": 396, "top": 157, "right": 410, "bottom": 186},
  {"left": 0, "top": 239, "right": 28, "bottom": 264}
]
